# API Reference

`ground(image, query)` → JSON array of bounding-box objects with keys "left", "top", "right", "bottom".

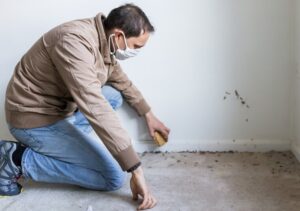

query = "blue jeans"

[{"left": 8, "top": 85, "right": 127, "bottom": 191}]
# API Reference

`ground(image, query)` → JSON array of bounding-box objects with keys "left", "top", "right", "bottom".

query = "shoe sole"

[{"left": 0, "top": 186, "right": 24, "bottom": 198}]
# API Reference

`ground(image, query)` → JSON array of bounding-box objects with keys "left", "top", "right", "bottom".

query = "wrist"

[
  {"left": 131, "top": 165, "right": 143, "bottom": 176},
  {"left": 145, "top": 110, "right": 153, "bottom": 120}
]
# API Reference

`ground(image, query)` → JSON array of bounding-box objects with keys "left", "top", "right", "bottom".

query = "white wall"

[
  {"left": 0, "top": 0, "right": 295, "bottom": 152},
  {"left": 291, "top": 0, "right": 300, "bottom": 161}
]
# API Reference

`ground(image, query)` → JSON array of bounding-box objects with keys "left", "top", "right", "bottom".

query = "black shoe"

[{"left": 0, "top": 140, "right": 22, "bottom": 196}]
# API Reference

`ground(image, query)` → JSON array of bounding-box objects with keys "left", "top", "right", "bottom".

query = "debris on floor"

[{"left": 0, "top": 151, "right": 299, "bottom": 211}]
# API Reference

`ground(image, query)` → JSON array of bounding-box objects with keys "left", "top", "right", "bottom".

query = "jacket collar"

[{"left": 94, "top": 13, "right": 116, "bottom": 65}]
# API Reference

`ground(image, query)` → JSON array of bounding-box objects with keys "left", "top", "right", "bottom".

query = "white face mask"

[{"left": 108, "top": 32, "right": 140, "bottom": 60}]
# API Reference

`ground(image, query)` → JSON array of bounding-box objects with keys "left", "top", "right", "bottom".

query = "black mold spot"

[{"left": 224, "top": 89, "right": 251, "bottom": 109}]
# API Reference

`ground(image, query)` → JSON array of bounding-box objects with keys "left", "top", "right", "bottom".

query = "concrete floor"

[{"left": 0, "top": 151, "right": 300, "bottom": 211}]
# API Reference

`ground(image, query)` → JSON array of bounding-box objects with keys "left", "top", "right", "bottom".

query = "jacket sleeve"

[
  {"left": 50, "top": 34, "right": 140, "bottom": 171},
  {"left": 106, "top": 62, "right": 151, "bottom": 116}
]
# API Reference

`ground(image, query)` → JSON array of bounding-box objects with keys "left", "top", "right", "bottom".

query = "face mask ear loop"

[
  {"left": 117, "top": 31, "right": 129, "bottom": 50},
  {"left": 108, "top": 34, "right": 116, "bottom": 55}
]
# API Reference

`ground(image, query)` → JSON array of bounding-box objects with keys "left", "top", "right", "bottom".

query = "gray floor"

[{"left": 1, "top": 151, "right": 300, "bottom": 211}]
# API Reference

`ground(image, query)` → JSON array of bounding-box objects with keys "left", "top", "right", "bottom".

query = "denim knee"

[
  {"left": 105, "top": 171, "right": 127, "bottom": 191},
  {"left": 101, "top": 85, "right": 123, "bottom": 110}
]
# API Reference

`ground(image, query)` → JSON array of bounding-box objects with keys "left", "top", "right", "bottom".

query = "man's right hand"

[{"left": 130, "top": 166, "right": 157, "bottom": 210}]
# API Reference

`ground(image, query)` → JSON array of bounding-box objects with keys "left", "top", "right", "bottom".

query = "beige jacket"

[{"left": 5, "top": 13, "right": 151, "bottom": 171}]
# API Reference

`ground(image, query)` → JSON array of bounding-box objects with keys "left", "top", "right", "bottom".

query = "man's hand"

[
  {"left": 130, "top": 166, "right": 157, "bottom": 210},
  {"left": 145, "top": 110, "right": 170, "bottom": 141}
]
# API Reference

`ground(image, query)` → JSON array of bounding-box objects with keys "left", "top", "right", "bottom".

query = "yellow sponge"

[{"left": 153, "top": 131, "right": 167, "bottom": 146}]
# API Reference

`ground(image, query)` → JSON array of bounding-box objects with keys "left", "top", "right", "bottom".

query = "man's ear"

[{"left": 113, "top": 29, "right": 123, "bottom": 37}]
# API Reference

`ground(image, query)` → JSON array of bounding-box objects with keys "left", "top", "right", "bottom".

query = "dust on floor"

[{"left": 1, "top": 151, "right": 299, "bottom": 211}]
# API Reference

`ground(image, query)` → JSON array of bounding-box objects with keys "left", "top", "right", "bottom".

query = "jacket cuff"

[
  {"left": 126, "top": 161, "right": 142, "bottom": 172},
  {"left": 132, "top": 99, "right": 151, "bottom": 116},
  {"left": 114, "top": 145, "right": 141, "bottom": 171}
]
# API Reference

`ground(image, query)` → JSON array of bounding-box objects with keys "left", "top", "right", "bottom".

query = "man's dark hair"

[{"left": 104, "top": 3, "right": 155, "bottom": 38}]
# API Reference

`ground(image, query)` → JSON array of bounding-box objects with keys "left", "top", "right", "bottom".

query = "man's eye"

[{"left": 134, "top": 45, "right": 143, "bottom": 49}]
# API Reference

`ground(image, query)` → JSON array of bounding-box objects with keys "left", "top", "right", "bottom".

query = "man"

[{"left": 0, "top": 4, "right": 170, "bottom": 210}]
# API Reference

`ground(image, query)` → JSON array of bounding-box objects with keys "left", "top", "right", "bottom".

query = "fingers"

[
  {"left": 161, "top": 131, "right": 169, "bottom": 141},
  {"left": 148, "top": 125, "right": 155, "bottom": 138},
  {"left": 137, "top": 193, "right": 157, "bottom": 210},
  {"left": 148, "top": 195, "right": 157, "bottom": 209},
  {"left": 150, "top": 129, "right": 155, "bottom": 138},
  {"left": 160, "top": 127, "right": 170, "bottom": 141},
  {"left": 161, "top": 124, "right": 170, "bottom": 138},
  {"left": 138, "top": 193, "right": 149, "bottom": 210},
  {"left": 166, "top": 127, "right": 171, "bottom": 133}
]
